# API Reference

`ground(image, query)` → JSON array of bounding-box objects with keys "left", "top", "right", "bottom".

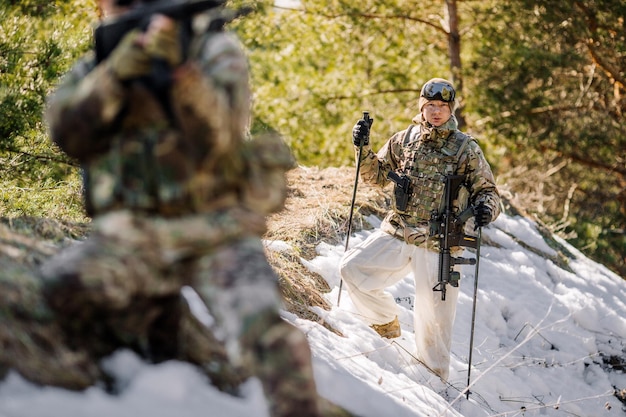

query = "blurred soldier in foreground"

[{"left": 8, "top": 0, "right": 344, "bottom": 415}]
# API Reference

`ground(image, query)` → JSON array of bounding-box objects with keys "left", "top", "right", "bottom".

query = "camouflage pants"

[{"left": 37, "top": 210, "right": 321, "bottom": 417}]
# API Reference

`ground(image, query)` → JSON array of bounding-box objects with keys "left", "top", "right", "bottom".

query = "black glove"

[
  {"left": 352, "top": 117, "right": 373, "bottom": 146},
  {"left": 474, "top": 202, "right": 492, "bottom": 229}
]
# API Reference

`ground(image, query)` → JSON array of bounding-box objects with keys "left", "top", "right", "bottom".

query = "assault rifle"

[
  {"left": 94, "top": 0, "right": 234, "bottom": 63},
  {"left": 430, "top": 173, "right": 478, "bottom": 301}
]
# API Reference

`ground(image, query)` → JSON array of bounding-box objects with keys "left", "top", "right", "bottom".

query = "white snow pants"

[{"left": 339, "top": 229, "right": 459, "bottom": 379}]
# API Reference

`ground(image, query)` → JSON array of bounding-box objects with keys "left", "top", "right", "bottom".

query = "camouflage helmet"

[{"left": 418, "top": 78, "right": 457, "bottom": 112}]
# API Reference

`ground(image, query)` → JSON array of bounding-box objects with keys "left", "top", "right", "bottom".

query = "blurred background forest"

[{"left": 0, "top": 0, "right": 624, "bottom": 277}]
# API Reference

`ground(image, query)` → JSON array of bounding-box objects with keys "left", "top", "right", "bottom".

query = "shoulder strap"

[
  {"left": 442, "top": 131, "right": 473, "bottom": 163},
  {"left": 441, "top": 132, "right": 474, "bottom": 177},
  {"left": 454, "top": 133, "right": 474, "bottom": 162}
]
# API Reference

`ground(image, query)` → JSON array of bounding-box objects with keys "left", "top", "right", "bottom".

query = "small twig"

[
  {"left": 491, "top": 390, "right": 615, "bottom": 417},
  {"left": 513, "top": 322, "right": 557, "bottom": 350}
]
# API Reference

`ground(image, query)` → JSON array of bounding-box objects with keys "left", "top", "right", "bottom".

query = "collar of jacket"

[
  {"left": 413, "top": 113, "right": 459, "bottom": 140},
  {"left": 411, "top": 114, "right": 459, "bottom": 144}
]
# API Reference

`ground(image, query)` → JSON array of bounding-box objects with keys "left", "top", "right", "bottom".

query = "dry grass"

[
  {"left": 265, "top": 166, "right": 392, "bottom": 332},
  {"left": 266, "top": 166, "right": 390, "bottom": 256}
]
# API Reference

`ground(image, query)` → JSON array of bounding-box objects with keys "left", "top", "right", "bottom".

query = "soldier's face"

[{"left": 422, "top": 100, "right": 452, "bottom": 127}]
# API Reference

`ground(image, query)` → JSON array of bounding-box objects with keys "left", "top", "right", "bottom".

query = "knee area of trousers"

[{"left": 339, "top": 259, "right": 359, "bottom": 284}]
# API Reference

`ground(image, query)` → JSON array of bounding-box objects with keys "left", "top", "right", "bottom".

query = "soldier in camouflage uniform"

[
  {"left": 38, "top": 1, "right": 335, "bottom": 415},
  {"left": 340, "top": 78, "right": 501, "bottom": 380}
]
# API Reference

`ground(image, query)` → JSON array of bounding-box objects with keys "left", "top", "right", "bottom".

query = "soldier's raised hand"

[
  {"left": 108, "top": 29, "right": 152, "bottom": 80},
  {"left": 143, "top": 15, "right": 182, "bottom": 68},
  {"left": 352, "top": 115, "right": 373, "bottom": 146}
]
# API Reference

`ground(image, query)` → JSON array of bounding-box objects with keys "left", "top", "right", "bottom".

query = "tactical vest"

[{"left": 394, "top": 125, "right": 472, "bottom": 224}]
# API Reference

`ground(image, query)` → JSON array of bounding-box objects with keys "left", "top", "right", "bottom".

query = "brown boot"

[{"left": 370, "top": 316, "right": 401, "bottom": 339}]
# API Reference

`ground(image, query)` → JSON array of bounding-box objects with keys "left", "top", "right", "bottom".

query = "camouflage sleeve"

[
  {"left": 194, "top": 31, "right": 251, "bottom": 140},
  {"left": 356, "top": 130, "right": 406, "bottom": 187},
  {"left": 460, "top": 140, "right": 501, "bottom": 221},
  {"left": 45, "top": 54, "right": 126, "bottom": 160},
  {"left": 46, "top": 31, "right": 251, "bottom": 162},
  {"left": 241, "top": 132, "right": 296, "bottom": 215}
]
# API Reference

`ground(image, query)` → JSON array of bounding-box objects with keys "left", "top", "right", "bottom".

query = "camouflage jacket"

[
  {"left": 45, "top": 23, "right": 293, "bottom": 220},
  {"left": 357, "top": 114, "right": 501, "bottom": 247}
]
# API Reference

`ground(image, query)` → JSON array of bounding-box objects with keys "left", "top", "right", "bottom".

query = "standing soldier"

[
  {"left": 41, "top": 1, "right": 342, "bottom": 416},
  {"left": 340, "top": 78, "right": 501, "bottom": 380}
]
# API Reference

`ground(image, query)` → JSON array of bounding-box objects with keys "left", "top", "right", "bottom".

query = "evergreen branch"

[
  {"left": 574, "top": 1, "right": 626, "bottom": 88},
  {"left": 537, "top": 144, "right": 626, "bottom": 179},
  {"left": 0, "top": 145, "right": 78, "bottom": 168}
]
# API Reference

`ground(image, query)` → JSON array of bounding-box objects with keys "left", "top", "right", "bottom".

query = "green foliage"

[
  {"left": 0, "top": 0, "right": 96, "bottom": 222},
  {"left": 0, "top": 0, "right": 623, "bottom": 276},
  {"left": 234, "top": 0, "right": 450, "bottom": 166},
  {"left": 464, "top": 0, "right": 625, "bottom": 276},
  {"left": 0, "top": 171, "right": 88, "bottom": 222}
]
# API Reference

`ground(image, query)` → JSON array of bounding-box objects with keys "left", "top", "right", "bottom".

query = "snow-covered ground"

[{"left": 0, "top": 212, "right": 624, "bottom": 417}]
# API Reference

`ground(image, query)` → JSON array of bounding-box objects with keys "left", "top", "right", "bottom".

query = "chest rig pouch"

[{"left": 394, "top": 125, "right": 472, "bottom": 224}]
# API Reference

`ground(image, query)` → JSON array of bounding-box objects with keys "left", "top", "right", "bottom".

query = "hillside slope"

[
  {"left": 269, "top": 166, "right": 626, "bottom": 416},
  {"left": 0, "top": 166, "right": 624, "bottom": 417}
]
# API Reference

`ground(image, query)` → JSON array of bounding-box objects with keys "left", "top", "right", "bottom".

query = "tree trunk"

[{"left": 445, "top": 0, "right": 466, "bottom": 128}]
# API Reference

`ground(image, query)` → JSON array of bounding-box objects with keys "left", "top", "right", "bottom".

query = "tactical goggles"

[{"left": 421, "top": 81, "right": 455, "bottom": 102}]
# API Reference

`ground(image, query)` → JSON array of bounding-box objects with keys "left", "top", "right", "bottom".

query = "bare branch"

[
  {"left": 321, "top": 88, "right": 421, "bottom": 102},
  {"left": 574, "top": 1, "right": 626, "bottom": 88}
]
